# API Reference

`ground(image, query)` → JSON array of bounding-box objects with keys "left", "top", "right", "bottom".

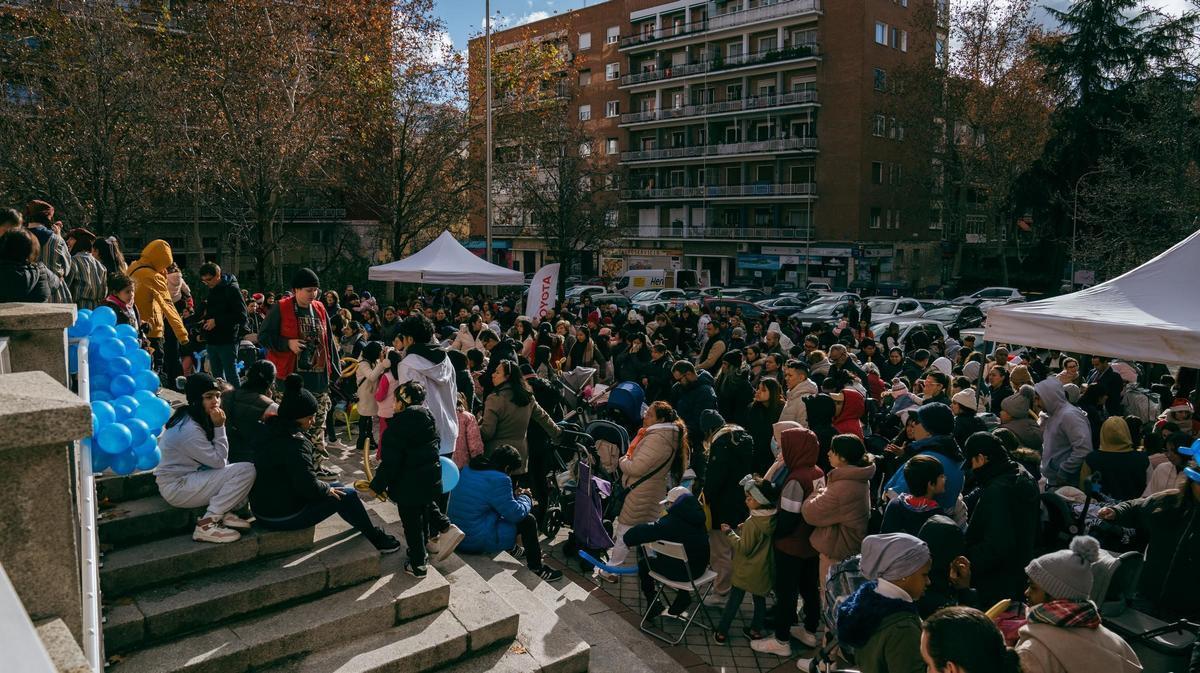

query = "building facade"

[{"left": 470, "top": 0, "right": 944, "bottom": 292}]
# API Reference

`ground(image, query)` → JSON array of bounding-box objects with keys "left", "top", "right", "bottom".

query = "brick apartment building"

[{"left": 469, "top": 0, "right": 947, "bottom": 292}]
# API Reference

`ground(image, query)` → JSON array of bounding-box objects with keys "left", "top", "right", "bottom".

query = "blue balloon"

[
  {"left": 91, "top": 391, "right": 112, "bottom": 402},
  {"left": 124, "top": 418, "right": 150, "bottom": 447},
  {"left": 132, "top": 389, "right": 158, "bottom": 405},
  {"left": 96, "top": 423, "right": 132, "bottom": 455},
  {"left": 440, "top": 456, "right": 460, "bottom": 493},
  {"left": 69, "top": 309, "right": 93, "bottom": 337},
  {"left": 128, "top": 348, "right": 152, "bottom": 371},
  {"left": 90, "top": 444, "right": 111, "bottom": 473},
  {"left": 91, "top": 400, "right": 116, "bottom": 428},
  {"left": 90, "top": 306, "right": 117, "bottom": 329},
  {"left": 98, "top": 338, "right": 127, "bottom": 359},
  {"left": 115, "top": 323, "right": 139, "bottom": 339},
  {"left": 109, "top": 357, "right": 132, "bottom": 376},
  {"left": 110, "top": 449, "right": 137, "bottom": 475},
  {"left": 114, "top": 395, "right": 139, "bottom": 412},
  {"left": 90, "top": 374, "right": 111, "bottom": 395},
  {"left": 110, "top": 374, "right": 137, "bottom": 397},
  {"left": 134, "top": 397, "right": 170, "bottom": 428},
  {"left": 89, "top": 324, "right": 118, "bottom": 342},
  {"left": 133, "top": 434, "right": 157, "bottom": 456},
  {"left": 69, "top": 345, "right": 79, "bottom": 374},
  {"left": 120, "top": 335, "right": 141, "bottom": 354},
  {"left": 135, "top": 447, "right": 160, "bottom": 471},
  {"left": 114, "top": 404, "right": 135, "bottom": 421},
  {"left": 134, "top": 369, "right": 160, "bottom": 392}
]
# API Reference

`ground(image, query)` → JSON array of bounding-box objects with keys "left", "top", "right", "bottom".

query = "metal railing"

[
  {"left": 620, "top": 43, "right": 820, "bottom": 87},
  {"left": 621, "top": 182, "right": 816, "bottom": 199},
  {"left": 623, "top": 225, "right": 815, "bottom": 239},
  {"left": 0, "top": 336, "right": 9, "bottom": 374},
  {"left": 619, "top": 0, "right": 822, "bottom": 48},
  {"left": 69, "top": 336, "right": 103, "bottom": 672},
  {"left": 620, "top": 136, "right": 818, "bottom": 162},
  {"left": 621, "top": 90, "right": 818, "bottom": 124}
]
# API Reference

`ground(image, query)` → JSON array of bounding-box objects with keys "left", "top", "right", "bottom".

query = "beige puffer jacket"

[{"left": 616, "top": 423, "right": 680, "bottom": 526}]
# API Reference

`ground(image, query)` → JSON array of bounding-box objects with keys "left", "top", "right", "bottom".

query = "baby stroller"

[
  {"left": 559, "top": 366, "right": 598, "bottom": 419},
  {"left": 807, "top": 555, "right": 869, "bottom": 672},
  {"left": 602, "top": 381, "right": 646, "bottom": 436},
  {"left": 546, "top": 423, "right": 624, "bottom": 571}
]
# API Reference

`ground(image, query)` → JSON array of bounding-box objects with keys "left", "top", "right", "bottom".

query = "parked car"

[
  {"left": 791, "top": 298, "right": 853, "bottom": 328},
  {"left": 722, "top": 287, "right": 769, "bottom": 302},
  {"left": 565, "top": 285, "right": 607, "bottom": 300},
  {"left": 590, "top": 293, "right": 632, "bottom": 311},
  {"left": 870, "top": 319, "right": 949, "bottom": 349},
  {"left": 756, "top": 295, "right": 810, "bottom": 319},
  {"left": 952, "top": 286, "right": 1025, "bottom": 304},
  {"left": 631, "top": 288, "right": 689, "bottom": 312},
  {"left": 703, "top": 297, "right": 767, "bottom": 319},
  {"left": 866, "top": 297, "right": 926, "bottom": 321},
  {"left": 920, "top": 304, "right": 986, "bottom": 330},
  {"left": 807, "top": 281, "right": 833, "bottom": 293},
  {"left": 699, "top": 286, "right": 725, "bottom": 297},
  {"left": 917, "top": 299, "right": 949, "bottom": 311}
]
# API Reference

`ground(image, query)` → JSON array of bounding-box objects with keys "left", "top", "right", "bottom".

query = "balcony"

[
  {"left": 620, "top": 90, "right": 818, "bottom": 125},
  {"left": 619, "top": 0, "right": 822, "bottom": 50},
  {"left": 621, "top": 182, "right": 816, "bottom": 200},
  {"left": 620, "top": 43, "right": 820, "bottom": 88},
  {"left": 620, "top": 137, "right": 818, "bottom": 163},
  {"left": 622, "top": 225, "right": 815, "bottom": 241}
]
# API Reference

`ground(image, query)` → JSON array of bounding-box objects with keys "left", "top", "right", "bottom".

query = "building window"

[
  {"left": 606, "top": 174, "right": 619, "bottom": 190},
  {"left": 606, "top": 26, "right": 620, "bottom": 44},
  {"left": 579, "top": 104, "right": 591, "bottom": 121},
  {"left": 875, "top": 22, "right": 888, "bottom": 45},
  {"left": 579, "top": 32, "right": 591, "bottom": 50},
  {"left": 759, "top": 36, "right": 778, "bottom": 52},
  {"left": 606, "top": 138, "right": 619, "bottom": 155},
  {"left": 888, "top": 117, "right": 898, "bottom": 139},
  {"left": 871, "top": 161, "right": 883, "bottom": 184},
  {"left": 930, "top": 206, "right": 943, "bottom": 230},
  {"left": 870, "top": 207, "right": 882, "bottom": 229},
  {"left": 579, "top": 70, "right": 591, "bottom": 86},
  {"left": 579, "top": 142, "right": 592, "bottom": 157},
  {"left": 890, "top": 163, "right": 903, "bottom": 185},
  {"left": 757, "top": 165, "right": 775, "bottom": 182},
  {"left": 872, "top": 114, "right": 886, "bottom": 136},
  {"left": 874, "top": 68, "right": 887, "bottom": 91},
  {"left": 605, "top": 63, "right": 620, "bottom": 80},
  {"left": 935, "top": 37, "right": 947, "bottom": 68},
  {"left": 754, "top": 208, "right": 771, "bottom": 226},
  {"left": 727, "top": 84, "right": 743, "bottom": 101},
  {"left": 724, "top": 210, "right": 741, "bottom": 226},
  {"left": 606, "top": 100, "right": 619, "bottom": 117}
]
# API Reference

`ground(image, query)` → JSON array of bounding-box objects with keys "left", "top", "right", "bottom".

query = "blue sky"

[{"left": 435, "top": 0, "right": 592, "bottom": 49}]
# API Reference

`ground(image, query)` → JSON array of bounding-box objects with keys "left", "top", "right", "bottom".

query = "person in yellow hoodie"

[{"left": 128, "top": 240, "right": 188, "bottom": 380}]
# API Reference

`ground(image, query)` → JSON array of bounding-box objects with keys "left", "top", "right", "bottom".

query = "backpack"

[{"left": 1122, "top": 383, "right": 1160, "bottom": 424}]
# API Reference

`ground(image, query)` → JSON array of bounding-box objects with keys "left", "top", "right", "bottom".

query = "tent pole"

[{"left": 485, "top": 0, "right": 494, "bottom": 268}]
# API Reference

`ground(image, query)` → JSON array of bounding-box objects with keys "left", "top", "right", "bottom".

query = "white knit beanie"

[{"left": 1025, "top": 536, "right": 1101, "bottom": 601}]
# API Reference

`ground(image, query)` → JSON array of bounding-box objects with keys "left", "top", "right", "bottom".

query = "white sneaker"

[
  {"left": 432, "top": 525, "right": 465, "bottom": 563},
  {"left": 222, "top": 513, "right": 252, "bottom": 530},
  {"left": 790, "top": 625, "right": 818, "bottom": 647},
  {"left": 795, "top": 657, "right": 814, "bottom": 671},
  {"left": 426, "top": 536, "right": 440, "bottom": 556},
  {"left": 750, "top": 637, "right": 792, "bottom": 657},
  {"left": 193, "top": 519, "right": 240, "bottom": 543}
]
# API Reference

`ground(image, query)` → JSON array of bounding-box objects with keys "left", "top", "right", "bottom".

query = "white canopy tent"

[
  {"left": 367, "top": 230, "right": 523, "bottom": 285},
  {"left": 984, "top": 229, "right": 1200, "bottom": 368}
]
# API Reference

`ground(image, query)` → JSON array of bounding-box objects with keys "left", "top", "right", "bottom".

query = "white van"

[{"left": 616, "top": 270, "right": 666, "bottom": 297}]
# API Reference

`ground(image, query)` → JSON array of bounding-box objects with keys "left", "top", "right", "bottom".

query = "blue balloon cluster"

[{"left": 70, "top": 306, "right": 171, "bottom": 475}]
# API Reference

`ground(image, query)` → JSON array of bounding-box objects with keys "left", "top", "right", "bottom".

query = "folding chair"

[{"left": 638, "top": 540, "right": 718, "bottom": 645}]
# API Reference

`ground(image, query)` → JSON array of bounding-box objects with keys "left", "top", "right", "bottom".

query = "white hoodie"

[{"left": 398, "top": 344, "right": 460, "bottom": 456}]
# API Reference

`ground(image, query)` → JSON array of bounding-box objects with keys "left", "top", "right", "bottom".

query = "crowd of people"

[{"left": 5, "top": 198, "right": 1199, "bottom": 672}]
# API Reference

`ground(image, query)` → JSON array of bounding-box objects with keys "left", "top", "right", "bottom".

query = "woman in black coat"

[
  {"left": 0, "top": 229, "right": 50, "bottom": 303},
  {"left": 251, "top": 375, "right": 399, "bottom": 551},
  {"left": 744, "top": 378, "right": 784, "bottom": 475}
]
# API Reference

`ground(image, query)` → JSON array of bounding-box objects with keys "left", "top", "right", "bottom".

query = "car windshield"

[
  {"left": 922, "top": 307, "right": 960, "bottom": 320},
  {"left": 868, "top": 300, "right": 897, "bottom": 313},
  {"left": 631, "top": 290, "right": 657, "bottom": 300}
]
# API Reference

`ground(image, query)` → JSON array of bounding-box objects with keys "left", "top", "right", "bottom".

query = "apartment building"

[{"left": 470, "top": 0, "right": 944, "bottom": 291}]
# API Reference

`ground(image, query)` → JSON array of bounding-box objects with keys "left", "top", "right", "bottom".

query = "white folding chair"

[{"left": 638, "top": 540, "right": 718, "bottom": 645}]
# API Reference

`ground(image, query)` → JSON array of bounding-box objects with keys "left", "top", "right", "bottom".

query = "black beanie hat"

[
  {"left": 700, "top": 408, "right": 726, "bottom": 436},
  {"left": 184, "top": 373, "right": 221, "bottom": 405},
  {"left": 291, "top": 267, "right": 320, "bottom": 290},
  {"left": 917, "top": 402, "right": 955, "bottom": 436},
  {"left": 278, "top": 374, "right": 319, "bottom": 420}
]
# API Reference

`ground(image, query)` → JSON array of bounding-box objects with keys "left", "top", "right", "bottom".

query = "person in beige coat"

[
  {"left": 479, "top": 360, "right": 560, "bottom": 477},
  {"left": 598, "top": 402, "right": 688, "bottom": 580},
  {"left": 780, "top": 360, "right": 818, "bottom": 426},
  {"left": 802, "top": 434, "right": 877, "bottom": 588}
]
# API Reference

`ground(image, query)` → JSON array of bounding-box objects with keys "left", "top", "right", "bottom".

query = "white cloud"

[{"left": 515, "top": 10, "right": 551, "bottom": 25}]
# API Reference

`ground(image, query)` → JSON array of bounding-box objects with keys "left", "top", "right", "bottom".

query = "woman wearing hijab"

[
  {"left": 156, "top": 374, "right": 257, "bottom": 543},
  {"left": 835, "top": 533, "right": 932, "bottom": 673},
  {"left": 1083, "top": 416, "right": 1148, "bottom": 500}
]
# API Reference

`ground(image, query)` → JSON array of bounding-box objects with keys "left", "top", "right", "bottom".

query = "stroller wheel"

[{"left": 542, "top": 506, "right": 563, "bottom": 540}]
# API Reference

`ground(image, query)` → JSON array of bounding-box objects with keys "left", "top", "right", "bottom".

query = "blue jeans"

[
  {"left": 207, "top": 343, "right": 240, "bottom": 388},
  {"left": 255, "top": 485, "right": 377, "bottom": 538}
]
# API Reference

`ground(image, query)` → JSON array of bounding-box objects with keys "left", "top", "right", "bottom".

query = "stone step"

[
  {"left": 260, "top": 554, "right": 518, "bottom": 673},
  {"left": 110, "top": 561, "right": 449, "bottom": 673},
  {"left": 102, "top": 526, "right": 316, "bottom": 597},
  {"left": 458, "top": 552, "right": 590, "bottom": 673},
  {"left": 96, "top": 471, "right": 159, "bottom": 504},
  {"left": 104, "top": 529, "right": 383, "bottom": 653},
  {"left": 98, "top": 495, "right": 202, "bottom": 548}
]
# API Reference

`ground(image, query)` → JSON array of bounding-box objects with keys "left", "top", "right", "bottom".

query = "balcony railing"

[
  {"left": 620, "top": 43, "right": 820, "bottom": 87},
  {"left": 621, "top": 90, "right": 818, "bottom": 124},
  {"left": 620, "top": 137, "right": 817, "bottom": 162},
  {"left": 623, "top": 225, "right": 815, "bottom": 240},
  {"left": 619, "top": 0, "right": 822, "bottom": 49},
  {"left": 621, "top": 182, "right": 816, "bottom": 199}
]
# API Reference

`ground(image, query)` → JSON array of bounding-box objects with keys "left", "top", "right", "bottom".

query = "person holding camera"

[{"left": 260, "top": 268, "right": 339, "bottom": 479}]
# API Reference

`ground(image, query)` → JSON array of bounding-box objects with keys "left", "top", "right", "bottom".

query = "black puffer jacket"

[
  {"left": 964, "top": 459, "right": 1039, "bottom": 607},
  {"left": 0, "top": 261, "right": 49, "bottom": 303},
  {"left": 702, "top": 425, "right": 756, "bottom": 529},
  {"left": 222, "top": 387, "right": 273, "bottom": 463},
  {"left": 371, "top": 405, "right": 442, "bottom": 507},
  {"left": 251, "top": 421, "right": 332, "bottom": 518},
  {"left": 200, "top": 273, "right": 247, "bottom": 345},
  {"left": 623, "top": 493, "right": 710, "bottom": 582},
  {"left": 1111, "top": 489, "right": 1200, "bottom": 618}
]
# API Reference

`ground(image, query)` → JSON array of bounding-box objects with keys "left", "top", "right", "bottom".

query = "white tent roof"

[
  {"left": 367, "top": 230, "right": 523, "bottom": 285},
  {"left": 984, "top": 229, "right": 1200, "bottom": 367}
]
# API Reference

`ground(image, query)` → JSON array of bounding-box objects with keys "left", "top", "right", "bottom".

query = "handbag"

[{"left": 608, "top": 444, "right": 676, "bottom": 521}]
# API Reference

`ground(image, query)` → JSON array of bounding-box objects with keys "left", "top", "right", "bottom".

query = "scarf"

[
  {"left": 626, "top": 423, "right": 677, "bottom": 459},
  {"left": 1028, "top": 599, "right": 1101, "bottom": 629}
]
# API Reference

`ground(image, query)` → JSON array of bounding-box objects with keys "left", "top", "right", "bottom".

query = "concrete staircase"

[{"left": 94, "top": 472, "right": 610, "bottom": 672}]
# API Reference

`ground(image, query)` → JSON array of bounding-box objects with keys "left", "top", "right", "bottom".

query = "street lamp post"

[
  {"left": 1070, "top": 168, "right": 1103, "bottom": 289},
  {"left": 485, "top": 0, "right": 494, "bottom": 265}
]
